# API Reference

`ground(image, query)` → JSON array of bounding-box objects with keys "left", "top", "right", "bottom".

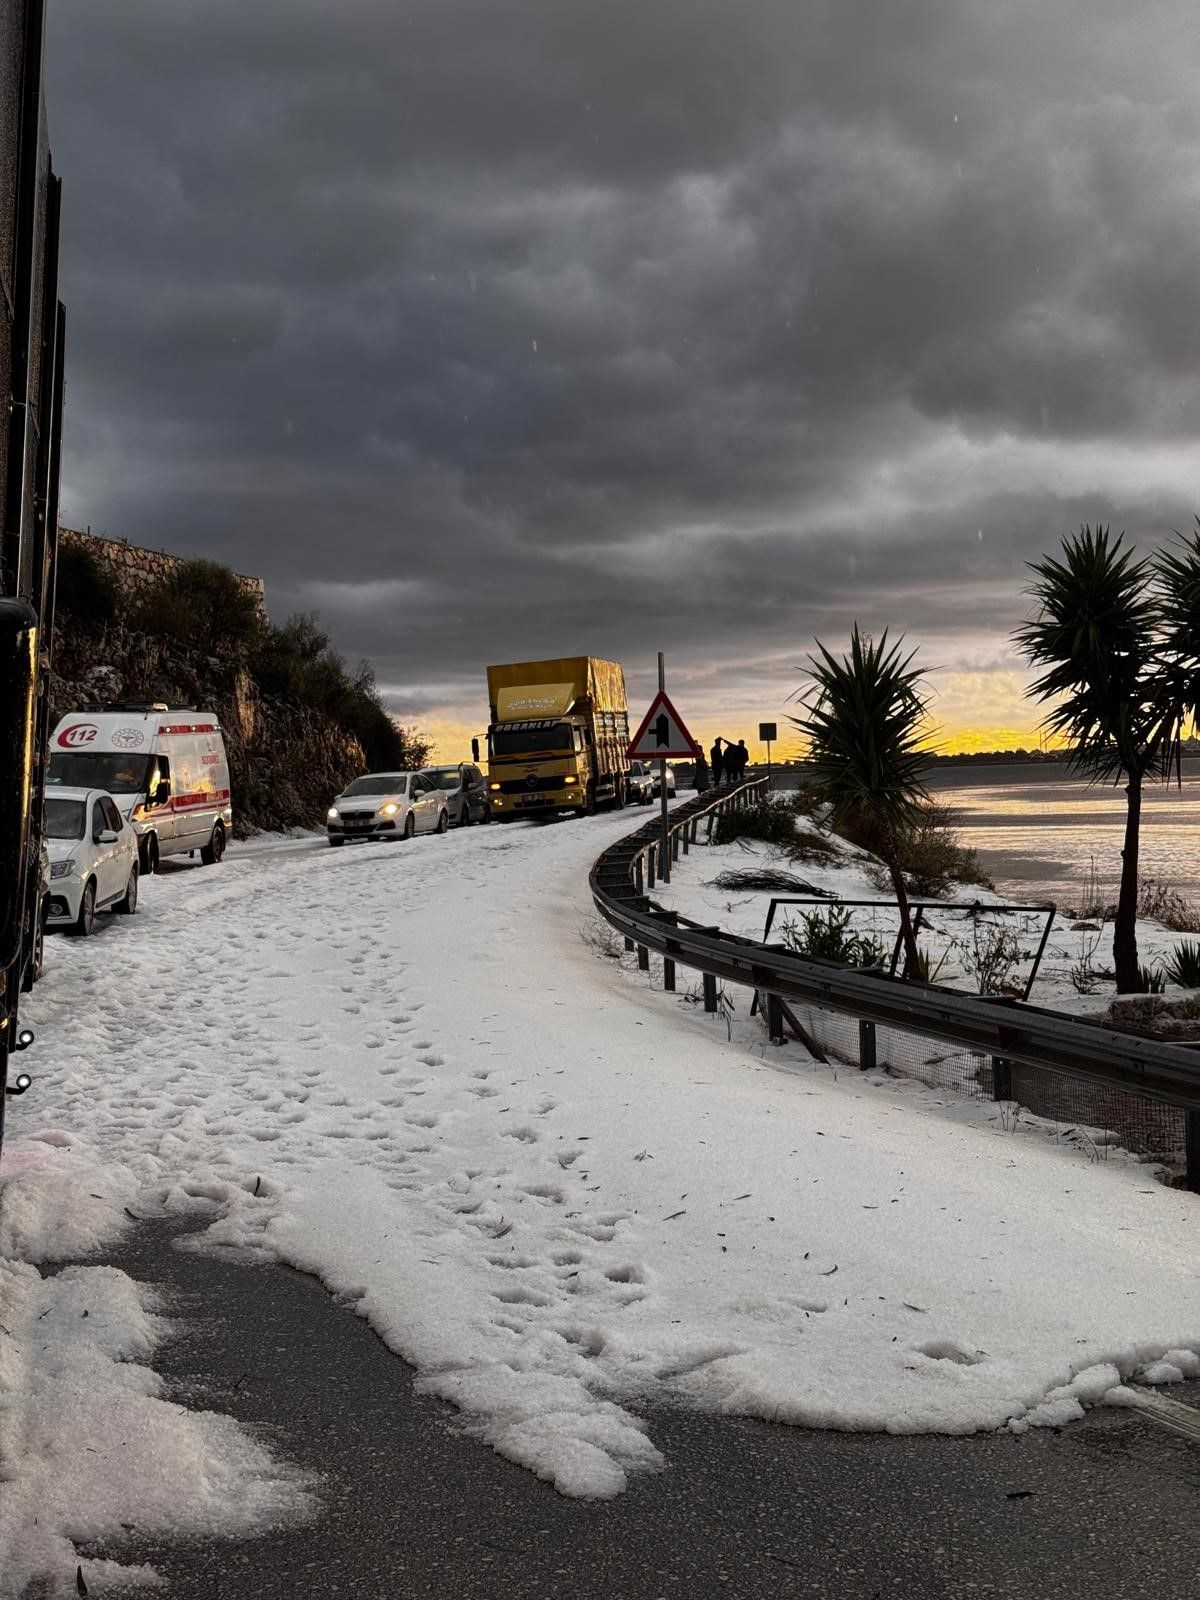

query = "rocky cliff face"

[{"left": 49, "top": 623, "right": 365, "bottom": 835}]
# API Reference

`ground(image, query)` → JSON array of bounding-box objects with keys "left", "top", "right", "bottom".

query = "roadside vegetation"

[
  {"left": 1015, "top": 521, "right": 1200, "bottom": 992},
  {"left": 52, "top": 548, "right": 428, "bottom": 832},
  {"left": 789, "top": 627, "right": 935, "bottom": 977}
]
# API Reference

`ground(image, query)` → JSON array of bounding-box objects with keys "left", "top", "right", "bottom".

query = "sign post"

[
  {"left": 627, "top": 658, "right": 702, "bottom": 889},
  {"left": 656, "top": 653, "right": 669, "bottom": 879},
  {"left": 759, "top": 721, "right": 777, "bottom": 793}
]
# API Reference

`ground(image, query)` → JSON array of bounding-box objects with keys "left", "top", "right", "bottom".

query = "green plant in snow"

[
  {"left": 780, "top": 906, "right": 887, "bottom": 968},
  {"left": 1164, "top": 940, "right": 1200, "bottom": 987}
]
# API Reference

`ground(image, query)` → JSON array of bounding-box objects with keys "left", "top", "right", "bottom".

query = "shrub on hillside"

[
  {"left": 253, "top": 614, "right": 428, "bottom": 771},
  {"left": 858, "top": 800, "right": 992, "bottom": 897},
  {"left": 133, "top": 558, "right": 264, "bottom": 657},
  {"left": 55, "top": 543, "right": 120, "bottom": 624},
  {"left": 713, "top": 799, "right": 799, "bottom": 849},
  {"left": 1136, "top": 878, "right": 1200, "bottom": 933}
]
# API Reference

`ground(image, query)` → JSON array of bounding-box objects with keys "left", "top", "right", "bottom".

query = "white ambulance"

[{"left": 47, "top": 704, "right": 233, "bottom": 873}]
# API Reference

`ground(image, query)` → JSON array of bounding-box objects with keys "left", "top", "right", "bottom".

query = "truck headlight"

[
  {"left": 327, "top": 807, "right": 339, "bottom": 820},
  {"left": 563, "top": 775, "right": 577, "bottom": 786},
  {"left": 50, "top": 859, "right": 74, "bottom": 879},
  {"left": 489, "top": 783, "right": 501, "bottom": 792}
]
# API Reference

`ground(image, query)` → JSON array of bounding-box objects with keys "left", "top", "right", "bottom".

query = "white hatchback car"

[
  {"left": 44, "top": 787, "right": 140, "bottom": 935},
  {"left": 326, "top": 771, "right": 450, "bottom": 845}
]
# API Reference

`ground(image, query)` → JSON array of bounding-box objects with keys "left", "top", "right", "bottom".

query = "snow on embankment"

[{"left": 2, "top": 810, "right": 1198, "bottom": 1552}]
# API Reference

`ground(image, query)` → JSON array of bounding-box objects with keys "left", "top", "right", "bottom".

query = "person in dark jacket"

[
  {"left": 710, "top": 738, "right": 724, "bottom": 784},
  {"left": 733, "top": 738, "right": 749, "bottom": 780},
  {"left": 693, "top": 751, "right": 710, "bottom": 792}
]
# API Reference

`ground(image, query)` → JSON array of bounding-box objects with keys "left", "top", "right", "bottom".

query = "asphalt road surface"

[{"left": 78, "top": 1220, "right": 1200, "bottom": 1600}]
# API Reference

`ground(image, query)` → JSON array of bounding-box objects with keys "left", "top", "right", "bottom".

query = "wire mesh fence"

[{"left": 782, "top": 996, "right": 1186, "bottom": 1173}]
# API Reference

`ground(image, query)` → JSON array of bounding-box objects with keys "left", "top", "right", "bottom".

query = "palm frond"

[{"left": 1013, "top": 524, "right": 1159, "bottom": 776}]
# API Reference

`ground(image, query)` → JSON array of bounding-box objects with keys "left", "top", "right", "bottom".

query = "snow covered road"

[{"left": 3, "top": 808, "right": 1199, "bottom": 1576}]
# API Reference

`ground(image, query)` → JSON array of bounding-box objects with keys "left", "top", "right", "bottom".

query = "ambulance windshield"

[{"left": 47, "top": 752, "right": 153, "bottom": 794}]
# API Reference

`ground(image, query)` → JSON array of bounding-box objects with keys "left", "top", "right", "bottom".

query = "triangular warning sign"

[{"left": 627, "top": 691, "right": 702, "bottom": 761}]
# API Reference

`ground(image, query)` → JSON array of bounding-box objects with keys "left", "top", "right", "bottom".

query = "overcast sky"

[{"left": 45, "top": 0, "right": 1200, "bottom": 757}]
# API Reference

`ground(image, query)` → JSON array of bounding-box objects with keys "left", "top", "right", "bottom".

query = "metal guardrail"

[{"left": 589, "top": 778, "right": 1200, "bottom": 1192}]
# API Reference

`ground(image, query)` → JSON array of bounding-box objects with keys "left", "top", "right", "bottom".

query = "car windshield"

[
  {"left": 424, "top": 769, "right": 463, "bottom": 791},
  {"left": 490, "top": 722, "right": 573, "bottom": 757},
  {"left": 47, "top": 752, "right": 152, "bottom": 794},
  {"left": 341, "top": 774, "right": 407, "bottom": 797},
  {"left": 45, "top": 797, "right": 86, "bottom": 840}
]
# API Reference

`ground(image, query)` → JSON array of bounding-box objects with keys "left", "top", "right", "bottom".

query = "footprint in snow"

[{"left": 492, "top": 1285, "right": 552, "bottom": 1308}]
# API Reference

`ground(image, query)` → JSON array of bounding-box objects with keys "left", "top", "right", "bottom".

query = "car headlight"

[
  {"left": 50, "top": 859, "right": 74, "bottom": 879},
  {"left": 489, "top": 783, "right": 501, "bottom": 792},
  {"left": 327, "top": 806, "right": 340, "bottom": 820},
  {"left": 380, "top": 802, "right": 400, "bottom": 816},
  {"left": 562, "top": 775, "right": 577, "bottom": 786}
]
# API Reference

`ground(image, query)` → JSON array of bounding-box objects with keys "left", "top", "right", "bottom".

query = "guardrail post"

[
  {"left": 766, "top": 992, "right": 784, "bottom": 1046},
  {"left": 1186, "top": 1110, "right": 1200, "bottom": 1194},
  {"left": 703, "top": 973, "right": 718, "bottom": 1013},
  {"left": 992, "top": 1057, "right": 1012, "bottom": 1101},
  {"left": 672, "top": 832, "right": 680, "bottom": 862},
  {"left": 624, "top": 935, "right": 635, "bottom": 952},
  {"left": 637, "top": 944, "right": 649, "bottom": 971},
  {"left": 646, "top": 847, "right": 655, "bottom": 890},
  {"left": 682, "top": 825, "right": 689, "bottom": 855},
  {"left": 634, "top": 858, "right": 644, "bottom": 896},
  {"left": 663, "top": 957, "right": 676, "bottom": 992},
  {"left": 858, "top": 1020, "right": 877, "bottom": 1071}
]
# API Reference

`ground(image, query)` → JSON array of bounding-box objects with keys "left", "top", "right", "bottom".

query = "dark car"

[{"left": 421, "top": 764, "right": 491, "bottom": 826}]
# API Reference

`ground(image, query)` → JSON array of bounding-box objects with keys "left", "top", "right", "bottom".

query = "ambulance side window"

[{"left": 149, "top": 757, "right": 171, "bottom": 801}]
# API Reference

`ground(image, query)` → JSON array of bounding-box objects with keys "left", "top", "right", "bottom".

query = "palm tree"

[
  {"left": 1014, "top": 526, "right": 1161, "bottom": 993},
  {"left": 792, "top": 626, "right": 931, "bottom": 977},
  {"left": 1154, "top": 518, "right": 1200, "bottom": 779}
]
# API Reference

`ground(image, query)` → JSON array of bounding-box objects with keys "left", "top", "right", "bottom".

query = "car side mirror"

[
  {"left": 154, "top": 780, "right": 170, "bottom": 804},
  {"left": 97, "top": 828, "right": 119, "bottom": 845}
]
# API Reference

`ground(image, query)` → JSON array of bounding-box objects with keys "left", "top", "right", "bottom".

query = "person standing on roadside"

[
  {"left": 710, "top": 738, "right": 724, "bottom": 785},
  {"left": 734, "top": 738, "right": 749, "bottom": 781},
  {"left": 693, "top": 751, "right": 710, "bottom": 792}
]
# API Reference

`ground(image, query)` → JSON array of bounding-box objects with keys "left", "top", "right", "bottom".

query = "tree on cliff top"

[
  {"left": 134, "top": 558, "right": 263, "bottom": 657},
  {"left": 254, "top": 613, "right": 427, "bottom": 771}
]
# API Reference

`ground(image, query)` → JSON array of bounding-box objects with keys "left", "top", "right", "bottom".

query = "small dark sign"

[{"left": 759, "top": 722, "right": 777, "bottom": 742}]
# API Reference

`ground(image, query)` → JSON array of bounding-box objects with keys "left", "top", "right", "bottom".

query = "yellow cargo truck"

[{"left": 485, "top": 657, "right": 630, "bottom": 819}]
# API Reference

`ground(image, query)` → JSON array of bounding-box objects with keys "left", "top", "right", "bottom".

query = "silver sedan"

[{"left": 326, "top": 772, "right": 449, "bottom": 844}]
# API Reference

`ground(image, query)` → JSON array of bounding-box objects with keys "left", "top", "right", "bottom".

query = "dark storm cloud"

[{"left": 44, "top": 0, "right": 1200, "bottom": 731}]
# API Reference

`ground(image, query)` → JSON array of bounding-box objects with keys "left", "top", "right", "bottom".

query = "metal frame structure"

[
  {"left": 589, "top": 780, "right": 1200, "bottom": 1192},
  {"left": 762, "top": 896, "right": 1058, "bottom": 1001}
]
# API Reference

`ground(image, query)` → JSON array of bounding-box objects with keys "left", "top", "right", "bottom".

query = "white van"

[{"left": 47, "top": 704, "right": 232, "bottom": 873}]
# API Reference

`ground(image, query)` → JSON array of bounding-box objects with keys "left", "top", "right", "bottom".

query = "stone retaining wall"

[{"left": 59, "top": 526, "right": 267, "bottom": 613}]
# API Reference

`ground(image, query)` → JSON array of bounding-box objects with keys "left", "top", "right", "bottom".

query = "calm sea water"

[{"left": 923, "top": 759, "right": 1200, "bottom": 910}]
